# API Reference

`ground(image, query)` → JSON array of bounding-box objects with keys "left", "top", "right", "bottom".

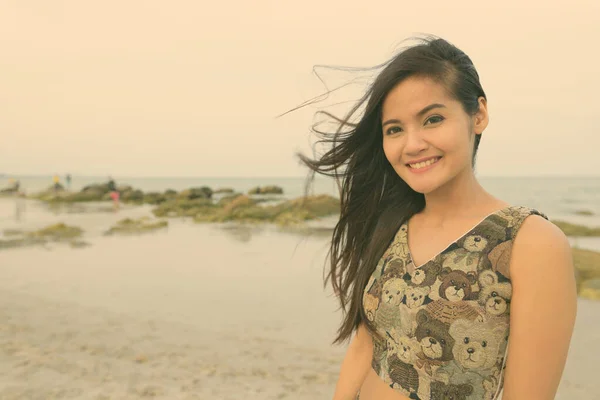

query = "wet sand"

[{"left": 0, "top": 199, "right": 599, "bottom": 399}]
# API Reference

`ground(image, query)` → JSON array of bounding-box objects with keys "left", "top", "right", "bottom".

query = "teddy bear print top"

[{"left": 362, "top": 205, "right": 547, "bottom": 400}]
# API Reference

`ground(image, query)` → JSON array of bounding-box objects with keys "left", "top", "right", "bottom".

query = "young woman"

[{"left": 298, "top": 37, "right": 577, "bottom": 399}]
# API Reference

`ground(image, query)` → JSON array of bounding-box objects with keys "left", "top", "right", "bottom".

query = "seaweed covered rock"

[
  {"left": 552, "top": 220, "right": 600, "bottom": 236},
  {"left": 28, "top": 223, "right": 83, "bottom": 240},
  {"left": 579, "top": 279, "right": 600, "bottom": 301},
  {"left": 104, "top": 217, "right": 168, "bottom": 235},
  {"left": 214, "top": 188, "right": 235, "bottom": 194},
  {"left": 247, "top": 185, "right": 284, "bottom": 195},
  {"left": 177, "top": 187, "right": 213, "bottom": 200},
  {"left": 572, "top": 247, "right": 600, "bottom": 301},
  {"left": 192, "top": 194, "right": 340, "bottom": 225},
  {"left": 574, "top": 210, "right": 594, "bottom": 216},
  {"left": 152, "top": 198, "right": 214, "bottom": 218},
  {"left": 0, "top": 223, "right": 84, "bottom": 250},
  {"left": 142, "top": 192, "right": 169, "bottom": 205},
  {"left": 121, "top": 189, "right": 144, "bottom": 203}
]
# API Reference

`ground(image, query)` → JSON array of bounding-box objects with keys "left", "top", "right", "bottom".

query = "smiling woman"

[{"left": 291, "top": 35, "right": 577, "bottom": 400}]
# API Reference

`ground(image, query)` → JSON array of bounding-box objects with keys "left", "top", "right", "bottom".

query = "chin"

[{"left": 404, "top": 178, "right": 444, "bottom": 195}]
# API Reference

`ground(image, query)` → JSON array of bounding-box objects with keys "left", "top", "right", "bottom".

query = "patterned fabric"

[{"left": 362, "top": 205, "right": 547, "bottom": 400}]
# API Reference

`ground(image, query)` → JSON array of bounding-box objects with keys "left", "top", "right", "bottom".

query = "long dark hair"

[{"left": 294, "top": 35, "right": 487, "bottom": 345}]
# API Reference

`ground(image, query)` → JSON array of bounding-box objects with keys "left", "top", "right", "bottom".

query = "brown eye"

[
  {"left": 440, "top": 339, "right": 446, "bottom": 345},
  {"left": 464, "top": 337, "right": 470, "bottom": 344},
  {"left": 482, "top": 341, "right": 487, "bottom": 348},
  {"left": 385, "top": 126, "right": 402, "bottom": 135},
  {"left": 450, "top": 280, "right": 455, "bottom": 285},
  {"left": 426, "top": 329, "right": 431, "bottom": 335},
  {"left": 491, "top": 292, "right": 498, "bottom": 297}
]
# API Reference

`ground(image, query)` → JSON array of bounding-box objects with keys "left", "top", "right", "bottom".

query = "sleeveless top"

[{"left": 362, "top": 205, "right": 547, "bottom": 400}]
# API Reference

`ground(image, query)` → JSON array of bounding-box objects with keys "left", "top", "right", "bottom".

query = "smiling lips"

[
  {"left": 406, "top": 156, "right": 442, "bottom": 174},
  {"left": 407, "top": 156, "right": 442, "bottom": 170}
]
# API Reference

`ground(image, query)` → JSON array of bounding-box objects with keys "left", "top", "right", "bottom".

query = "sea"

[{"left": 5, "top": 174, "right": 600, "bottom": 223}]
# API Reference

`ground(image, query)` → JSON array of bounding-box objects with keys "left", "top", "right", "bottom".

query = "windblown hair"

[{"left": 296, "top": 35, "right": 487, "bottom": 345}]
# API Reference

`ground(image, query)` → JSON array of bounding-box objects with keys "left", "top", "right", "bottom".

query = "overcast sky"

[{"left": 1, "top": 0, "right": 598, "bottom": 177}]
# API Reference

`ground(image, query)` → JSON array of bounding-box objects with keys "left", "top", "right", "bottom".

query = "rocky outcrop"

[
  {"left": 0, "top": 223, "right": 84, "bottom": 250},
  {"left": 104, "top": 217, "right": 168, "bottom": 235},
  {"left": 177, "top": 187, "right": 212, "bottom": 200},
  {"left": 247, "top": 186, "right": 284, "bottom": 195},
  {"left": 552, "top": 220, "right": 600, "bottom": 236}
]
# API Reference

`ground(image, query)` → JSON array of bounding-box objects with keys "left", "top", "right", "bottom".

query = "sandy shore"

[{"left": 0, "top": 199, "right": 599, "bottom": 399}]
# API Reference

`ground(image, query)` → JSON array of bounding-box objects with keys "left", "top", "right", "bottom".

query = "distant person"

[
  {"left": 291, "top": 36, "right": 576, "bottom": 400},
  {"left": 52, "top": 174, "right": 61, "bottom": 192},
  {"left": 107, "top": 176, "right": 119, "bottom": 210},
  {"left": 65, "top": 174, "right": 72, "bottom": 190}
]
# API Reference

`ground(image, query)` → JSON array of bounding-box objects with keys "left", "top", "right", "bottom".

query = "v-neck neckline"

[{"left": 405, "top": 205, "right": 513, "bottom": 269}]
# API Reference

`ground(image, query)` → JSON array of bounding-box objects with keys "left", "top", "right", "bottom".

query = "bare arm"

[
  {"left": 332, "top": 323, "right": 374, "bottom": 400},
  {"left": 502, "top": 216, "right": 577, "bottom": 399}
]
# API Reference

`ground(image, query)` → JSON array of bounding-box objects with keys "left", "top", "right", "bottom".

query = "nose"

[
  {"left": 467, "top": 348, "right": 475, "bottom": 354},
  {"left": 495, "top": 298, "right": 502, "bottom": 304},
  {"left": 429, "top": 338, "right": 437, "bottom": 345},
  {"left": 404, "top": 129, "right": 429, "bottom": 155}
]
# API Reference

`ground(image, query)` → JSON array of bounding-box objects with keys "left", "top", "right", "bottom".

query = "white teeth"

[{"left": 409, "top": 157, "right": 440, "bottom": 169}]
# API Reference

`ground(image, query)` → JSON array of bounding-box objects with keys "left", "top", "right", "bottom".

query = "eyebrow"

[{"left": 382, "top": 103, "right": 447, "bottom": 127}]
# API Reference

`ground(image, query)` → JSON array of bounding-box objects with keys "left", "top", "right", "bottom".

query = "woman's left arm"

[{"left": 502, "top": 215, "right": 577, "bottom": 400}]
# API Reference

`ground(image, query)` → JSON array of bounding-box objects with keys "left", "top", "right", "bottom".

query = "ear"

[
  {"left": 440, "top": 267, "right": 452, "bottom": 280},
  {"left": 479, "top": 270, "right": 498, "bottom": 287},
  {"left": 459, "top": 383, "right": 474, "bottom": 396},
  {"left": 416, "top": 309, "right": 429, "bottom": 325},
  {"left": 466, "top": 272, "right": 477, "bottom": 285},
  {"left": 473, "top": 96, "right": 489, "bottom": 135}
]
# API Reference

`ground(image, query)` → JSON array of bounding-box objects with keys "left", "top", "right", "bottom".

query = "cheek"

[{"left": 382, "top": 138, "right": 402, "bottom": 164}]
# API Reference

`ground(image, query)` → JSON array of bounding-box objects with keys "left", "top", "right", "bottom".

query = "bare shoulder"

[{"left": 510, "top": 213, "right": 574, "bottom": 282}]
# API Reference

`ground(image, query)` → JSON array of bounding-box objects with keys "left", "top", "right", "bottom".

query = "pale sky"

[{"left": 1, "top": 0, "right": 598, "bottom": 177}]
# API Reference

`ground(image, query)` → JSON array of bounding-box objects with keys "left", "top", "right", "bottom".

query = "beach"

[{"left": 1, "top": 179, "right": 600, "bottom": 399}]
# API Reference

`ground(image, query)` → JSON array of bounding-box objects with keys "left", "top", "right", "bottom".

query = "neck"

[{"left": 421, "top": 168, "right": 494, "bottom": 222}]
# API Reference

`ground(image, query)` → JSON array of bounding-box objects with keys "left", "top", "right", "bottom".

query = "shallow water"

[{"left": 0, "top": 197, "right": 599, "bottom": 398}]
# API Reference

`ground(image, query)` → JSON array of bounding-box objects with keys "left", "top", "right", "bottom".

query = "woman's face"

[{"left": 381, "top": 76, "right": 488, "bottom": 195}]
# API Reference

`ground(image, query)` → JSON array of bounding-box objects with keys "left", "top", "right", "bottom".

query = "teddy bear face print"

[
  {"left": 449, "top": 319, "right": 504, "bottom": 370},
  {"left": 415, "top": 310, "right": 455, "bottom": 361},
  {"left": 478, "top": 270, "right": 512, "bottom": 316},
  {"left": 382, "top": 278, "right": 406, "bottom": 306}
]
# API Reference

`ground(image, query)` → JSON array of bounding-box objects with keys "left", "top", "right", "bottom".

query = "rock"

[
  {"left": 0, "top": 223, "right": 84, "bottom": 250},
  {"left": 192, "top": 194, "right": 340, "bottom": 225},
  {"left": 143, "top": 192, "right": 168, "bottom": 205},
  {"left": 3, "top": 229, "right": 24, "bottom": 237},
  {"left": 552, "top": 220, "right": 600, "bottom": 236},
  {"left": 247, "top": 185, "right": 284, "bottom": 195},
  {"left": 104, "top": 217, "right": 168, "bottom": 235},
  {"left": 214, "top": 188, "right": 235, "bottom": 194},
  {"left": 177, "top": 187, "right": 213, "bottom": 200},
  {"left": 28, "top": 223, "right": 83, "bottom": 240},
  {"left": 122, "top": 189, "right": 144, "bottom": 203},
  {"left": 0, "top": 187, "right": 18, "bottom": 195},
  {"left": 69, "top": 240, "right": 91, "bottom": 249},
  {"left": 152, "top": 198, "right": 214, "bottom": 218},
  {"left": 217, "top": 193, "right": 243, "bottom": 206},
  {"left": 579, "top": 279, "right": 600, "bottom": 301},
  {"left": 275, "top": 195, "right": 340, "bottom": 218},
  {"left": 572, "top": 247, "right": 600, "bottom": 299}
]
